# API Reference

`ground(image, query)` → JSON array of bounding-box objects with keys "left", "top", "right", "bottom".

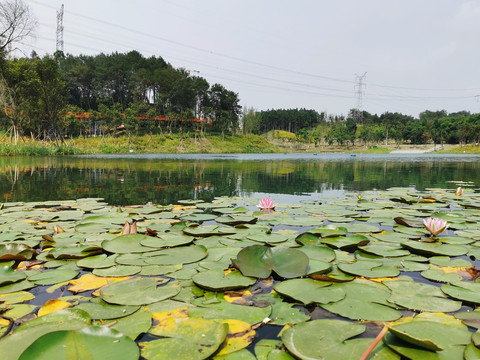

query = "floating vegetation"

[{"left": 0, "top": 187, "right": 480, "bottom": 359}]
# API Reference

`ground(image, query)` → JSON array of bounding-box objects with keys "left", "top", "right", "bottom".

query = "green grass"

[
  {"left": 433, "top": 144, "right": 480, "bottom": 154},
  {"left": 356, "top": 146, "right": 391, "bottom": 154}
]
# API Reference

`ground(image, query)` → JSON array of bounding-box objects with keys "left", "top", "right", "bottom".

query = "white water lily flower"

[{"left": 423, "top": 217, "right": 448, "bottom": 236}]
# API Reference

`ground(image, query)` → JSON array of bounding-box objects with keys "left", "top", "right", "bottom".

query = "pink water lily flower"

[
  {"left": 455, "top": 187, "right": 463, "bottom": 196},
  {"left": 257, "top": 198, "right": 276, "bottom": 210},
  {"left": 423, "top": 217, "right": 448, "bottom": 236}
]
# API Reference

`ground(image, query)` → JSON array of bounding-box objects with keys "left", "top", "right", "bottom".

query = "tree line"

[
  {"left": 242, "top": 107, "right": 480, "bottom": 146},
  {"left": 0, "top": 50, "right": 241, "bottom": 141}
]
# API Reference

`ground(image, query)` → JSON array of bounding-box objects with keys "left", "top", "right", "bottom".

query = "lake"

[{"left": 0, "top": 153, "right": 479, "bottom": 205}]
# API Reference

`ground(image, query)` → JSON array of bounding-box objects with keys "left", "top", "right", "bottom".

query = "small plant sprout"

[
  {"left": 257, "top": 198, "right": 276, "bottom": 211},
  {"left": 455, "top": 186, "right": 463, "bottom": 196},
  {"left": 423, "top": 217, "right": 448, "bottom": 237}
]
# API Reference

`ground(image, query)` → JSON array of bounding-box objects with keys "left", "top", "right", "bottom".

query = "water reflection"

[{"left": 0, "top": 154, "right": 478, "bottom": 205}]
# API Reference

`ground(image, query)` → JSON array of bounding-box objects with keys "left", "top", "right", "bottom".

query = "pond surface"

[{"left": 0, "top": 153, "right": 479, "bottom": 205}]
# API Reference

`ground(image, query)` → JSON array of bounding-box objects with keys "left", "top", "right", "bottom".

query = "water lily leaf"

[
  {"left": 371, "top": 230, "right": 409, "bottom": 244},
  {"left": 383, "top": 332, "right": 462, "bottom": 360},
  {"left": 102, "top": 234, "right": 157, "bottom": 253},
  {"left": 192, "top": 269, "right": 256, "bottom": 291},
  {"left": 190, "top": 299, "right": 271, "bottom": 325},
  {"left": 332, "top": 222, "right": 381, "bottom": 233},
  {"left": 47, "top": 244, "right": 102, "bottom": 259},
  {"left": 38, "top": 299, "right": 72, "bottom": 317},
  {"left": 281, "top": 216, "right": 325, "bottom": 227},
  {"left": 247, "top": 233, "right": 288, "bottom": 244},
  {"left": 281, "top": 319, "right": 373, "bottom": 360},
  {"left": 321, "top": 279, "right": 402, "bottom": 321},
  {"left": 0, "top": 279, "right": 35, "bottom": 294},
  {"left": 420, "top": 269, "right": 463, "bottom": 283},
  {"left": 0, "top": 243, "right": 36, "bottom": 261},
  {"left": 182, "top": 213, "right": 218, "bottom": 222},
  {"left": 358, "top": 243, "right": 410, "bottom": 257},
  {"left": 254, "top": 339, "right": 294, "bottom": 360},
  {"left": 183, "top": 224, "right": 236, "bottom": 237},
  {"left": 320, "top": 235, "right": 370, "bottom": 250},
  {"left": 114, "top": 253, "right": 149, "bottom": 266},
  {"left": 145, "top": 245, "right": 208, "bottom": 265},
  {"left": 28, "top": 269, "right": 78, "bottom": 286},
  {"left": 465, "top": 343, "right": 480, "bottom": 360},
  {"left": 19, "top": 325, "right": 139, "bottom": 360},
  {"left": 93, "top": 265, "right": 141, "bottom": 277},
  {"left": 74, "top": 298, "right": 140, "bottom": 319},
  {"left": 0, "top": 291, "right": 34, "bottom": 304},
  {"left": 455, "top": 309, "right": 480, "bottom": 329},
  {"left": 274, "top": 278, "right": 345, "bottom": 305},
  {"left": 234, "top": 245, "right": 309, "bottom": 279},
  {"left": 430, "top": 256, "right": 472, "bottom": 268},
  {"left": 254, "top": 293, "right": 311, "bottom": 325},
  {"left": 215, "top": 319, "right": 255, "bottom": 356},
  {"left": 100, "top": 278, "right": 181, "bottom": 305},
  {"left": 68, "top": 274, "right": 128, "bottom": 293},
  {"left": 385, "top": 276, "right": 462, "bottom": 312},
  {"left": 389, "top": 313, "right": 471, "bottom": 351},
  {"left": 143, "top": 317, "right": 228, "bottom": 360},
  {"left": 216, "top": 215, "right": 257, "bottom": 226},
  {"left": 308, "top": 225, "right": 348, "bottom": 237},
  {"left": 142, "top": 234, "right": 194, "bottom": 248},
  {"left": 337, "top": 260, "right": 400, "bottom": 278},
  {"left": 402, "top": 240, "right": 468, "bottom": 257},
  {"left": 1, "top": 304, "right": 36, "bottom": 320},
  {"left": 77, "top": 254, "right": 118, "bottom": 269},
  {"left": 140, "top": 264, "right": 183, "bottom": 276},
  {"left": 0, "top": 265, "right": 27, "bottom": 286},
  {"left": 441, "top": 281, "right": 480, "bottom": 304},
  {"left": 0, "top": 309, "right": 91, "bottom": 360},
  {"left": 95, "top": 309, "right": 151, "bottom": 340}
]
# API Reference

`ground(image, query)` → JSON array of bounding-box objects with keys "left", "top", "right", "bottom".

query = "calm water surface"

[{"left": 0, "top": 153, "right": 479, "bottom": 205}]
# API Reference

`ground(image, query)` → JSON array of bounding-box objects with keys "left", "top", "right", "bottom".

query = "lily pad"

[
  {"left": 19, "top": 325, "right": 139, "bottom": 360},
  {"left": 143, "top": 317, "right": 228, "bottom": 360},
  {"left": 192, "top": 269, "right": 256, "bottom": 291},
  {"left": 273, "top": 278, "right": 345, "bottom": 305},
  {"left": 234, "top": 245, "right": 309, "bottom": 279},
  {"left": 100, "top": 278, "right": 181, "bottom": 305},
  {"left": 337, "top": 260, "right": 400, "bottom": 278}
]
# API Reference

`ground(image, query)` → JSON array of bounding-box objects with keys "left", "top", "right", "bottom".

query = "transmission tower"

[
  {"left": 354, "top": 72, "right": 367, "bottom": 121},
  {"left": 56, "top": 4, "right": 64, "bottom": 53}
]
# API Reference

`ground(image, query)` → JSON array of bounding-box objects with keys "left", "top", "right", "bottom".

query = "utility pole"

[
  {"left": 354, "top": 72, "right": 367, "bottom": 122},
  {"left": 56, "top": 4, "right": 64, "bottom": 53}
]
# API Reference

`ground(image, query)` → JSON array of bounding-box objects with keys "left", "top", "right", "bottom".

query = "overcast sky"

[{"left": 15, "top": 0, "right": 480, "bottom": 117}]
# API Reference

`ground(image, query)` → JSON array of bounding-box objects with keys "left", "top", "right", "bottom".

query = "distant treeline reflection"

[{"left": 0, "top": 156, "right": 477, "bottom": 205}]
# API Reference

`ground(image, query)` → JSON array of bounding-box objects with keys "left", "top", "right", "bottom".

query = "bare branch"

[{"left": 0, "top": 0, "right": 37, "bottom": 53}]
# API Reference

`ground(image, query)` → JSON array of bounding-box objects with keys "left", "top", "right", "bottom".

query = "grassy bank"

[
  {"left": 1, "top": 133, "right": 479, "bottom": 155},
  {"left": 0, "top": 133, "right": 282, "bottom": 155}
]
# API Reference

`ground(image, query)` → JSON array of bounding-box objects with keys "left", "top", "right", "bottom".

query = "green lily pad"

[
  {"left": 337, "top": 260, "right": 400, "bottom": 278},
  {"left": 190, "top": 299, "right": 271, "bottom": 325},
  {"left": 274, "top": 278, "right": 345, "bottom": 305},
  {"left": 0, "top": 243, "right": 36, "bottom": 261},
  {"left": 308, "top": 225, "right": 348, "bottom": 237},
  {"left": 320, "top": 235, "right": 370, "bottom": 250},
  {"left": 0, "top": 309, "right": 91, "bottom": 360},
  {"left": 192, "top": 269, "right": 256, "bottom": 291},
  {"left": 28, "top": 269, "right": 78, "bottom": 286},
  {"left": 142, "top": 317, "right": 228, "bottom": 360},
  {"left": 420, "top": 269, "right": 463, "bottom": 283},
  {"left": 358, "top": 243, "right": 410, "bottom": 257},
  {"left": 100, "top": 278, "right": 181, "bottom": 305},
  {"left": 94, "top": 309, "right": 151, "bottom": 340},
  {"left": 74, "top": 298, "right": 140, "bottom": 319},
  {"left": 102, "top": 234, "right": 157, "bottom": 253},
  {"left": 145, "top": 246, "right": 208, "bottom": 265},
  {"left": 76, "top": 254, "right": 119, "bottom": 269},
  {"left": 247, "top": 233, "right": 288, "bottom": 244},
  {"left": 142, "top": 234, "right": 194, "bottom": 248},
  {"left": 93, "top": 265, "right": 141, "bottom": 277},
  {"left": 402, "top": 240, "right": 468, "bottom": 257},
  {"left": 385, "top": 277, "right": 462, "bottom": 312},
  {"left": 321, "top": 279, "right": 402, "bottom": 321},
  {"left": 0, "top": 266, "right": 27, "bottom": 286},
  {"left": 19, "top": 325, "right": 139, "bottom": 360},
  {"left": 441, "top": 281, "right": 480, "bottom": 304},
  {"left": 234, "top": 245, "right": 309, "bottom": 279},
  {"left": 282, "top": 319, "right": 379, "bottom": 360}
]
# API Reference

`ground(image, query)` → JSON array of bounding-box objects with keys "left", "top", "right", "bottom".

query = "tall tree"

[{"left": 0, "top": 0, "right": 37, "bottom": 54}]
